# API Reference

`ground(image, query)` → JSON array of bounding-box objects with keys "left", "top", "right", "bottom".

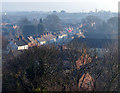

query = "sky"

[{"left": 1, "top": 0, "right": 119, "bottom": 13}]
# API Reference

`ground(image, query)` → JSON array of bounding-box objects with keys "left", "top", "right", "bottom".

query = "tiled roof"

[
  {"left": 43, "top": 35, "right": 50, "bottom": 41},
  {"left": 60, "top": 31, "right": 67, "bottom": 35},
  {"left": 24, "top": 38, "right": 31, "bottom": 43},
  {"left": 37, "top": 37, "right": 46, "bottom": 42},
  {"left": 49, "top": 34, "right": 56, "bottom": 39},
  {"left": 42, "top": 34, "right": 56, "bottom": 41},
  {"left": 28, "top": 36, "right": 35, "bottom": 42},
  {"left": 16, "top": 40, "right": 28, "bottom": 46}
]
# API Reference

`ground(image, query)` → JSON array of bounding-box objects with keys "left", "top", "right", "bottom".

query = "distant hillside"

[{"left": 2, "top": 11, "right": 117, "bottom": 24}]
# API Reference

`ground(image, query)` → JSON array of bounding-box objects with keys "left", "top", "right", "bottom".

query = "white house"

[
  {"left": 48, "top": 34, "right": 56, "bottom": 42},
  {"left": 15, "top": 40, "right": 28, "bottom": 50},
  {"left": 58, "top": 31, "right": 67, "bottom": 39},
  {"left": 42, "top": 33, "right": 56, "bottom": 43},
  {"left": 17, "top": 45, "right": 28, "bottom": 50},
  {"left": 37, "top": 37, "right": 46, "bottom": 45}
]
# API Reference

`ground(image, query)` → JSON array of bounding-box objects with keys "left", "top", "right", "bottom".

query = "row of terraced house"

[{"left": 7, "top": 31, "right": 68, "bottom": 51}]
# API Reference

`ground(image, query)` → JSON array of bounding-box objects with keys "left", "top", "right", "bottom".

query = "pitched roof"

[
  {"left": 43, "top": 34, "right": 56, "bottom": 41},
  {"left": 49, "top": 34, "right": 56, "bottom": 39},
  {"left": 24, "top": 38, "right": 31, "bottom": 43},
  {"left": 43, "top": 35, "right": 50, "bottom": 41},
  {"left": 59, "top": 31, "right": 67, "bottom": 36},
  {"left": 37, "top": 37, "right": 46, "bottom": 42},
  {"left": 16, "top": 40, "right": 28, "bottom": 46},
  {"left": 28, "top": 36, "right": 35, "bottom": 42}
]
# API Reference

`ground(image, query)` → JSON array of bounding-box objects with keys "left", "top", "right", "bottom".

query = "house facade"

[
  {"left": 15, "top": 40, "right": 28, "bottom": 50},
  {"left": 37, "top": 37, "right": 46, "bottom": 45}
]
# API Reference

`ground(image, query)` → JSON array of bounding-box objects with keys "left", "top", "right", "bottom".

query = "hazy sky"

[{"left": 2, "top": 0, "right": 119, "bottom": 13}]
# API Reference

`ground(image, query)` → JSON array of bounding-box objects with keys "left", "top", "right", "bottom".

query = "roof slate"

[{"left": 16, "top": 40, "right": 28, "bottom": 46}]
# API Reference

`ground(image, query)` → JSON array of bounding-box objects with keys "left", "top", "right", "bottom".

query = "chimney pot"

[{"left": 19, "top": 37, "right": 21, "bottom": 41}]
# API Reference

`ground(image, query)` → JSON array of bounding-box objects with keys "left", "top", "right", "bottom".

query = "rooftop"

[{"left": 16, "top": 40, "right": 28, "bottom": 46}]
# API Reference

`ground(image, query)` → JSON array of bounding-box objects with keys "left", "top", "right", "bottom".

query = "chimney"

[
  {"left": 19, "top": 36, "right": 22, "bottom": 40},
  {"left": 11, "top": 39, "right": 13, "bottom": 41},
  {"left": 19, "top": 37, "right": 21, "bottom": 41},
  {"left": 17, "top": 38, "right": 19, "bottom": 41},
  {"left": 22, "top": 36, "right": 24, "bottom": 40}
]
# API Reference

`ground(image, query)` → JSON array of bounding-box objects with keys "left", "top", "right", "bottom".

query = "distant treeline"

[
  {"left": 22, "top": 24, "right": 45, "bottom": 37},
  {"left": 71, "top": 38, "right": 117, "bottom": 48}
]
